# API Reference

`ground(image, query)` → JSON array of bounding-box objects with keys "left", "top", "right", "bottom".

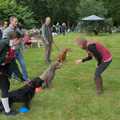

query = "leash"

[{"left": 53, "top": 40, "right": 60, "bottom": 52}]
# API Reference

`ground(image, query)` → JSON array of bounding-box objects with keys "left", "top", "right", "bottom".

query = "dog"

[
  {"left": 57, "top": 48, "right": 71, "bottom": 63},
  {"left": 0, "top": 77, "right": 44, "bottom": 111},
  {"left": 39, "top": 61, "right": 62, "bottom": 88},
  {"left": 0, "top": 61, "right": 62, "bottom": 112}
]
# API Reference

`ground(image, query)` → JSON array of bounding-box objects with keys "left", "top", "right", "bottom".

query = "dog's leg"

[
  {"left": 39, "top": 61, "right": 62, "bottom": 88},
  {"left": 46, "top": 70, "right": 56, "bottom": 88},
  {"left": 40, "top": 63, "right": 57, "bottom": 88},
  {"left": 24, "top": 99, "right": 31, "bottom": 109},
  {"left": 23, "top": 94, "right": 33, "bottom": 109}
]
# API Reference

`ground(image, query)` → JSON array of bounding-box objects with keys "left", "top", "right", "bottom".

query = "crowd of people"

[
  {"left": 0, "top": 16, "right": 112, "bottom": 116},
  {"left": 52, "top": 22, "right": 67, "bottom": 36}
]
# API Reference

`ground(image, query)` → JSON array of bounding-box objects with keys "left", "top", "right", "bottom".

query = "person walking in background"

[
  {"left": 61, "top": 22, "right": 67, "bottom": 36},
  {"left": 3, "top": 21, "right": 8, "bottom": 30},
  {"left": 42, "top": 17, "right": 53, "bottom": 64},
  {"left": 23, "top": 31, "right": 32, "bottom": 48},
  {"left": 56, "top": 22, "right": 61, "bottom": 34},
  {"left": 0, "top": 21, "right": 3, "bottom": 39},
  {"left": 2, "top": 16, "right": 29, "bottom": 82},
  {"left": 75, "top": 38, "right": 112, "bottom": 95}
]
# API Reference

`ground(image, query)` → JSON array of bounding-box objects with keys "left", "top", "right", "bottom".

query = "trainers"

[{"left": 4, "top": 110, "right": 18, "bottom": 116}]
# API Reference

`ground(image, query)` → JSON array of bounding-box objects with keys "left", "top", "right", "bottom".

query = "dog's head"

[
  {"left": 62, "top": 48, "right": 71, "bottom": 53},
  {"left": 27, "top": 77, "right": 43, "bottom": 88}
]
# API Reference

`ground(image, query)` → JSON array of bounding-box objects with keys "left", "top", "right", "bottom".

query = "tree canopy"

[{"left": 0, "top": 0, "right": 120, "bottom": 28}]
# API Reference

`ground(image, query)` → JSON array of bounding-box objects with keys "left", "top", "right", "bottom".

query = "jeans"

[
  {"left": 95, "top": 60, "right": 112, "bottom": 80},
  {"left": 15, "top": 50, "right": 28, "bottom": 81}
]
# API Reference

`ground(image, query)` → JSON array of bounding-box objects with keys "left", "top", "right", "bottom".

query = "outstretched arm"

[{"left": 81, "top": 53, "right": 93, "bottom": 62}]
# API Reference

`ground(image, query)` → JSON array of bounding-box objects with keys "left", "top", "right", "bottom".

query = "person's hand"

[
  {"left": 75, "top": 59, "right": 82, "bottom": 64},
  {"left": 13, "top": 38, "right": 21, "bottom": 46}
]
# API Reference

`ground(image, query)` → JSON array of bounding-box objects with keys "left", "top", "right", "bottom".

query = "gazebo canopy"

[{"left": 82, "top": 15, "right": 104, "bottom": 21}]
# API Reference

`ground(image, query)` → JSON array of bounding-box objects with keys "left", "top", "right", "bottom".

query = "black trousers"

[{"left": 0, "top": 65, "right": 10, "bottom": 98}]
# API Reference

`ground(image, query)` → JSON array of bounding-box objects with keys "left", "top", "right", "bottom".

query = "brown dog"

[
  {"left": 57, "top": 48, "right": 71, "bottom": 63},
  {"left": 39, "top": 61, "right": 62, "bottom": 88}
]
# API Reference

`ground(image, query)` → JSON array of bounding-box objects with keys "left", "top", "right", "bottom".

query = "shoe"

[{"left": 4, "top": 110, "right": 18, "bottom": 116}]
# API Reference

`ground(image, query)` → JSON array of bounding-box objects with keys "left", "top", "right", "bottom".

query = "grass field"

[{"left": 1, "top": 32, "right": 120, "bottom": 120}]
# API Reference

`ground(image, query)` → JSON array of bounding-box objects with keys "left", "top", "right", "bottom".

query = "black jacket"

[{"left": 82, "top": 44, "right": 102, "bottom": 65}]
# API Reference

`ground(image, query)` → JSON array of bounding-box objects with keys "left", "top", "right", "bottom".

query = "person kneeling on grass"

[
  {"left": 0, "top": 32, "right": 22, "bottom": 116},
  {"left": 75, "top": 38, "right": 112, "bottom": 95}
]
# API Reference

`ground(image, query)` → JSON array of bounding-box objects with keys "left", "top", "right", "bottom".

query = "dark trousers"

[
  {"left": 95, "top": 60, "right": 112, "bottom": 80},
  {"left": 0, "top": 65, "right": 10, "bottom": 98},
  {"left": 44, "top": 43, "right": 52, "bottom": 62}
]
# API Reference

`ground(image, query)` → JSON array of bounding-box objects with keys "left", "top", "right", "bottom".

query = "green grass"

[{"left": 1, "top": 33, "right": 120, "bottom": 120}]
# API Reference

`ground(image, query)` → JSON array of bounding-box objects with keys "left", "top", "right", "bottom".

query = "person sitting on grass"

[{"left": 75, "top": 38, "right": 112, "bottom": 95}]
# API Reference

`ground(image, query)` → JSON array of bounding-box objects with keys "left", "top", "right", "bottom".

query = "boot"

[
  {"left": 100, "top": 76, "right": 103, "bottom": 91},
  {"left": 4, "top": 110, "right": 18, "bottom": 116},
  {"left": 95, "top": 77, "right": 103, "bottom": 95},
  {"left": 1, "top": 98, "right": 18, "bottom": 116}
]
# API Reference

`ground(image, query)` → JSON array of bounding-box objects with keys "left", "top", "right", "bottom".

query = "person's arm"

[
  {"left": 16, "top": 28, "right": 24, "bottom": 37},
  {"left": 87, "top": 44, "right": 102, "bottom": 65},
  {"left": 82, "top": 53, "right": 93, "bottom": 62},
  {"left": 75, "top": 52, "right": 93, "bottom": 64}
]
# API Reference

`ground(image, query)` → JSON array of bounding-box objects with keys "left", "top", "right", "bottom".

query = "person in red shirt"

[
  {"left": 23, "top": 31, "right": 32, "bottom": 48},
  {"left": 75, "top": 38, "right": 112, "bottom": 95}
]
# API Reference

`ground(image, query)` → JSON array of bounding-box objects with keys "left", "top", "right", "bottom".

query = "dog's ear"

[
  {"left": 26, "top": 81, "right": 34, "bottom": 87},
  {"left": 34, "top": 78, "right": 43, "bottom": 87}
]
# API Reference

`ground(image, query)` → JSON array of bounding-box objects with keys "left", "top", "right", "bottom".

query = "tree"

[
  {"left": 16, "top": 0, "right": 79, "bottom": 26},
  {"left": 0, "top": 0, "right": 36, "bottom": 28},
  {"left": 77, "top": 0, "right": 108, "bottom": 19},
  {"left": 103, "top": 0, "right": 120, "bottom": 26}
]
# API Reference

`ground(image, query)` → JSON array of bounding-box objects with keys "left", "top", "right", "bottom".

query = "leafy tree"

[
  {"left": 16, "top": 0, "right": 79, "bottom": 26},
  {"left": 103, "top": 0, "right": 120, "bottom": 26},
  {"left": 0, "top": 0, "right": 36, "bottom": 28},
  {"left": 77, "top": 0, "right": 108, "bottom": 19}
]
